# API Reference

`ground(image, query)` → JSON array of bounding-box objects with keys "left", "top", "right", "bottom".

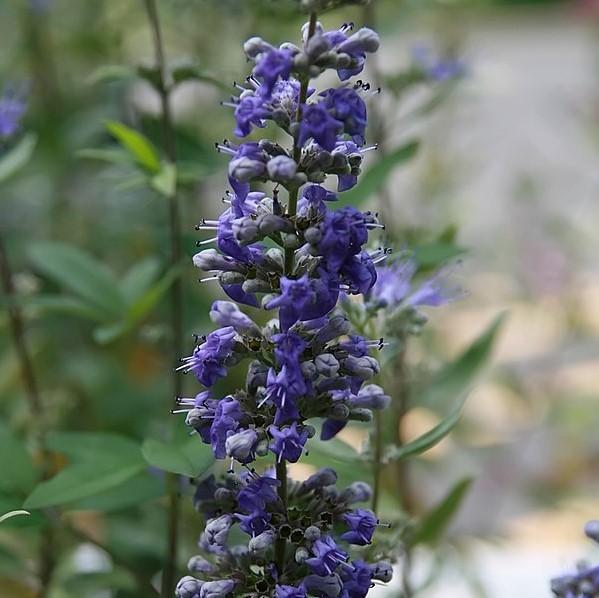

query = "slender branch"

[
  {"left": 141, "top": 1, "right": 183, "bottom": 595},
  {"left": 0, "top": 234, "right": 55, "bottom": 597},
  {"left": 276, "top": 10, "right": 318, "bottom": 577}
]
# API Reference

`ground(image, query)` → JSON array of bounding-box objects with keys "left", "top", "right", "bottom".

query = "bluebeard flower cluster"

[
  {"left": 551, "top": 521, "right": 599, "bottom": 597},
  {"left": 176, "top": 18, "right": 395, "bottom": 598},
  {"left": 411, "top": 44, "right": 467, "bottom": 83},
  {"left": 0, "top": 86, "right": 26, "bottom": 141}
]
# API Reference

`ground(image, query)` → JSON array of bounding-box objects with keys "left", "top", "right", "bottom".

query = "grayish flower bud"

[
  {"left": 242, "top": 277, "right": 273, "bottom": 294},
  {"left": 264, "top": 248, "right": 285, "bottom": 272},
  {"left": 210, "top": 300, "right": 256, "bottom": 334},
  {"left": 185, "top": 409, "right": 204, "bottom": 428},
  {"left": 243, "top": 37, "right": 272, "bottom": 58},
  {"left": 341, "top": 481, "right": 372, "bottom": 504},
  {"left": 585, "top": 520, "right": 599, "bottom": 543},
  {"left": 218, "top": 271, "right": 246, "bottom": 285},
  {"left": 295, "top": 546, "right": 310, "bottom": 563},
  {"left": 314, "top": 353, "right": 340, "bottom": 377},
  {"left": 187, "top": 556, "right": 216, "bottom": 574},
  {"left": 267, "top": 155, "right": 297, "bottom": 183},
  {"left": 370, "top": 561, "right": 393, "bottom": 583},
  {"left": 293, "top": 52, "right": 309, "bottom": 70},
  {"left": 249, "top": 530, "right": 275, "bottom": 554},
  {"left": 300, "top": 361, "right": 318, "bottom": 381},
  {"left": 301, "top": 467, "right": 337, "bottom": 491},
  {"left": 342, "top": 355, "right": 380, "bottom": 379},
  {"left": 303, "top": 227, "right": 322, "bottom": 245},
  {"left": 348, "top": 407, "right": 372, "bottom": 422},
  {"left": 204, "top": 515, "right": 233, "bottom": 546},
  {"left": 305, "top": 31, "right": 331, "bottom": 59},
  {"left": 246, "top": 360, "right": 268, "bottom": 394},
  {"left": 351, "top": 384, "right": 390, "bottom": 410},
  {"left": 328, "top": 403, "right": 350, "bottom": 420},
  {"left": 225, "top": 429, "right": 257, "bottom": 462},
  {"left": 258, "top": 214, "right": 294, "bottom": 235},
  {"left": 193, "top": 249, "right": 245, "bottom": 273},
  {"left": 228, "top": 157, "right": 265, "bottom": 182},
  {"left": 304, "top": 525, "right": 322, "bottom": 541},
  {"left": 232, "top": 217, "right": 260, "bottom": 244},
  {"left": 339, "top": 27, "right": 380, "bottom": 54},
  {"left": 214, "top": 488, "right": 232, "bottom": 501},
  {"left": 314, "top": 315, "right": 350, "bottom": 344},
  {"left": 255, "top": 438, "right": 270, "bottom": 457},
  {"left": 282, "top": 233, "right": 301, "bottom": 249},
  {"left": 176, "top": 575, "right": 204, "bottom": 598},
  {"left": 199, "top": 579, "right": 235, "bottom": 598}
]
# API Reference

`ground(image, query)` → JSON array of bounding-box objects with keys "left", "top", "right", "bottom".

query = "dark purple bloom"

[
  {"left": 0, "top": 87, "right": 26, "bottom": 140},
  {"left": 265, "top": 366, "right": 303, "bottom": 425},
  {"left": 321, "top": 88, "right": 367, "bottom": 145},
  {"left": 341, "top": 509, "right": 377, "bottom": 545},
  {"left": 305, "top": 536, "right": 348, "bottom": 576},
  {"left": 341, "top": 251, "right": 377, "bottom": 294},
  {"left": 339, "top": 560, "right": 373, "bottom": 598},
  {"left": 234, "top": 94, "right": 269, "bottom": 137},
  {"left": 272, "top": 331, "right": 307, "bottom": 367},
  {"left": 253, "top": 48, "right": 294, "bottom": 98},
  {"left": 179, "top": 327, "right": 236, "bottom": 387},
  {"left": 236, "top": 509, "right": 271, "bottom": 536},
  {"left": 269, "top": 422, "right": 309, "bottom": 463},
  {"left": 266, "top": 275, "right": 315, "bottom": 331},
  {"left": 321, "top": 418, "right": 347, "bottom": 441},
  {"left": 298, "top": 103, "right": 343, "bottom": 152},
  {"left": 237, "top": 474, "right": 280, "bottom": 513},
  {"left": 210, "top": 396, "right": 243, "bottom": 458},
  {"left": 276, "top": 584, "right": 307, "bottom": 598}
]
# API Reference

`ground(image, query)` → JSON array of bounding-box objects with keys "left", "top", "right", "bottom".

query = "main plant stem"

[
  {"left": 276, "top": 10, "right": 318, "bottom": 577},
  {"left": 142, "top": 1, "right": 183, "bottom": 595},
  {"left": 0, "top": 234, "right": 54, "bottom": 597}
]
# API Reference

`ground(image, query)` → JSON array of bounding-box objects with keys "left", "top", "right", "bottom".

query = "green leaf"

[
  {"left": 383, "top": 396, "right": 466, "bottom": 462},
  {"left": 24, "top": 432, "right": 146, "bottom": 509},
  {"left": 0, "top": 422, "right": 38, "bottom": 495},
  {"left": 63, "top": 569, "right": 137, "bottom": 593},
  {"left": 28, "top": 241, "right": 126, "bottom": 318},
  {"left": 142, "top": 437, "right": 213, "bottom": 478},
  {"left": 77, "top": 148, "right": 132, "bottom": 165},
  {"left": 171, "top": 64, "right": 229, "bottom": 91},
  {"left": 410, "top": 478, "right": 473, "bottom": 546},
  {"left": 151, "top": 162, "right": 177, "bottom": 198},
  {"left": 119, "top": 258, "right": 161, "bottom": 305},
  {"left": 0, "top": 134, "right": 37, "bottom": 184},
  {"left": 418, "top": 314, "right": 505, "bottom": 410},
  {"left": 14, "top": 294, "right": 110, "bottom": 322},
  {"left": 67, "top": 472, "right": 164, "bottom": 512},
  {"left": 414, "top": 242, "right": 467, "bottom": 269},
  {"left": 338, "top": 140, "right": 420, "bottom": 206},
  {"left": 106, "top": 121, "right": 161, "bottom": 174},
  {"left": 87, "top": 64, "right": 137, "bottom": 85}
]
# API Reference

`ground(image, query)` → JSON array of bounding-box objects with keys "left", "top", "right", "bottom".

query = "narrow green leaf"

[
  {"left": 106, "top": 121, "right": 161, "bottom": 173},
  {"left": 67, "top": 472, "right": 164, "bottom": 512},
  {"left": 0, "top": 422, "right": 38, "bottom": 495},
  {"left": 151, "top": 162, "right": 177, "bottom": 198},
  {"left": 87, "top": 64, "right": 137, "bottom": 85},
  {"left": 46, "top": 431, "right": 142, "bottom": 464},
  {"left": 119, "top": 258, "right": 161, "bottom": 305},
  {"left": 0, "top": 134, "right": 37, "bottom": 184},
  {"left": 28, "top": 241, "right": 125, "bottom": 318},
  {"left": 413, "top": 243, "right": 467, "bottom": 268},
  {"left": 15, "top": 294, "right": 111, "bottom": 322},
  {"left": 339, "top": 140, "right": 420, "bottom": 206},
  {"left": 418, "top": 314, "right": 506, "bottom": 410},
  {"left": 63, "top": 568, "right": 137, "bottom": 593},
  {"left": 77, "top": 148, "right": 132, "bottom": 165},
  {"left": 410, "top": 478, "right": 473, "bottom": 546},
  {"left": 142, "top": 437, "right": 213, "bottom": 478},
  {"left": 384, "top": 397, "right": 465, "bottom": 462},
  {"left": 24, "top": 460, "right": 144, "bottom": 509},
  {"left": 171, "top": 64, "right": 229, "bottom": 91}
]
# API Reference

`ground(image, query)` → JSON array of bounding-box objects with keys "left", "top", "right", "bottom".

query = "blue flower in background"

[{"left": 0, "top": 86, "right": 27, "bottom": 140}]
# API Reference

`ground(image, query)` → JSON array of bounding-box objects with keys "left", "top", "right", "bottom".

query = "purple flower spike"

[
  {"left": 253, "top": 48, "right": 294, "bottom": 98},
  {"left": 341, "top": 509, "right": 378, "bottom": 545},
  {"left": 0, "top": 87, "right": 26, "bottom": 140},
  {"left": 269, "top": 422, "right": 309, "bottom": 463},
  {"left": 298, "top": 103, "right": 343, "bottom": 151}
]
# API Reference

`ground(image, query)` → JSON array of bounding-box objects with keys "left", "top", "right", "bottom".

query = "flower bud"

[
  {"left": 305, "top": 31, "right": 331, "bottom": 59},
  {"left": 295, "top": 546, "right": 310, "bottom": 563},
  {"left": 314, "top": 353, "right": 340, "bottom": 377},
  {"left": 585, "top": 520, "right": 599, "bottom": 543},
  {"left": 304, "top": 525, "right": 321, "bottom": 541},
  {"left": 210, "top": 301, "right": 257, "bottom": 334},
  {"left": 228, "top": 157, "right": 266, "bottom": 182},
  {"left": 267, "top": 155, "right": 297, "bottom": 183},
  {"left": 246, "top": 360, "right": 268, "bottom": 394},
  {"left": 242, "top": 277, "right": 273, "bottom": 294},
  {"left": 351, "top": 384, "right": 390, "bottom": 410},
  {"left": 341, "top": 481, "right": 372, "bottom": 504},
  {"left": 176, "top": 576, "right": 204, "bottom": 598},
  {"left": 342, "top": 355, "right": 380, "bottom": 379},
  {"left": 348, "top": 407, "right": 372, "bottom": 422},
  {"left": 185, "top": 409, "right": 203, "bottom": 428},
  {"left": 264, "top": 247, "right": 285, "bottom": 272},
  {"left": 243, "top": 36, "right": 272, "bottom": 58},
  {"left": 232, "top": 217, "right": 260, "bottom": 244},
  {"left": 249, "top": 529, "right": 275, "bottom": 554},
  {"left": 218, "top": 271, "right": 246, "bottom": 285},
  {"left": 225, "top": 428, "right": 258, "bottom": 463},
  {"left": 300, "top": 361, "right": 318, "bottom": 380},
  {"left": 301, "top": 467, "right": 337, "bottom": 491},
  {"left": 187, "top": 555, "right": 216, "bottom": 574},
  {"left": 304, "top": 227, "right": 322, "bottom": 245},
  {"left": 199, "top": 579, "right": 235, "bottom": 598},
  {"left": 313, "top": 315, "right": 351, "bottom": 344},
  {"left": 193, "top": 249, "right": 245, "bottom": 273},
  {"left": 328, "top": 403, "right": 350, "bottom": 420},
  {"left": 303, "top": 574, "right": 342, "bottom": 598},
  {"left": 370, "top": 561, "right": 394, "bottom": 583},
  {"left": 258, "top": 214, "right": 294, "bottom": 235}
]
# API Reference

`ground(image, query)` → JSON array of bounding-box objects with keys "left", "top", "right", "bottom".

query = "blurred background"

[{"left": 1, "top": 0, "right": 599, "bottom": 596}]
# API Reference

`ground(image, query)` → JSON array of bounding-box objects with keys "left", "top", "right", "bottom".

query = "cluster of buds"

[
  {"left": 551, "top": 522, "right": 599, "bottom": 597},
  {"left": 175, "top": 17, "right": 396, "bottom": 598}
]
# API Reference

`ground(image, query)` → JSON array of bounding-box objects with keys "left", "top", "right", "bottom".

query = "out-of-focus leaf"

[
  {"left": 383, "top": 397, "right": 465, "bottom": 462},
  {"left": 28, "top": 242, "right": 125, "bottom": 318},
  {"left": 106, "top": 121, "right": 161, "bottom": 174},
  {"left": 0, "top": 422, "right": 38, "bottom": 495},
  {"left": 63, "top": 568, "right": 137, "bottom": 593},
  {"left": 88, "top": 64, "right": 137, "bottom": 85},
  {"left": 67, "top": 473, "right": 164, "bottom": 512},
  {"left": 151, "top": 162, "right": 177, "bottom": 198},
  {"left": 410, "top": 478, "right": 473, "bottom": 546},
  {"left": 119, "top": 258, "right": 161, "bottom": 305},
  {"left": 418, "top": 314, "right": 505, "bottom": 410},
  {"left": 24, "top": 432, "right": 145, "bottom": 509},
  {"left": 338, "top": 140, "right": 420, "bottom": 206},
  {"left": 24, "top": 461, "right": 144, "bottom": 509},
  {"left": 77, "top": 148, "right": 132, "bottom": 165},
  {"left": 13, "top": 294, "right": 110, "bottom": 322},
  {"left": 142, "top": 437, "right": 213, "bottom": 478},
  {"left": 414, "top": 242, "right": 467, "bottom": 268},
  {"left": 0, "top": 134, "right": 37, "bottom": 184},
  {"left": 171, "top": 64, "right": 229, "bottom": 91},
  {"left": 303, "top": 435, "right": 370, "bottom": 483},
  {"left": 0, "top": 510, "right": 30, "bottom": 524}
]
